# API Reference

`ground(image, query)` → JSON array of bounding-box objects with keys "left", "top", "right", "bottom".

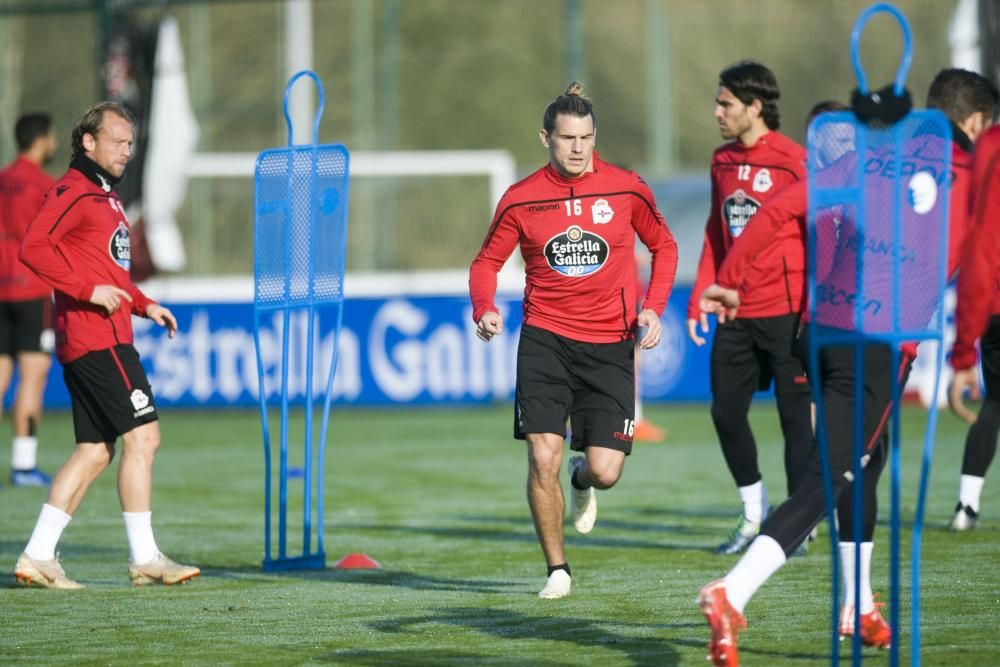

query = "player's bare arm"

[{"left": 476, "top": 311, "right": 503, "bottom": 342}]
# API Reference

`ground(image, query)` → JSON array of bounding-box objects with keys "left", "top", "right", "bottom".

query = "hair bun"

[{"left": 564, "top": 81, "right": 584, "bottom": 97}]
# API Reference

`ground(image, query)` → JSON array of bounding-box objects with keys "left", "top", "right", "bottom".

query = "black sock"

[
  {"left": 570, "top": 468, "right": 588, "bottom": 491},
  {"left": 547, "top": 563, "right": 571, "bottom": 577}
]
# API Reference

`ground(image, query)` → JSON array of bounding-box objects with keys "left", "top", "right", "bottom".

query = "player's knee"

[
  {"left": 584, "top": 451, "right": 624, "bottom": 489},
  {"left": 588, "top": 463, "right": 621, "bottom": 489},
  {"left": 78, "top": 442, "right": 113, "bottom": 470},
  {"left": 125, "top": 424, "right": 161, "bottom": 460},
  {"left": 526, "top": 438, "right": 561, "bottom": 481}
]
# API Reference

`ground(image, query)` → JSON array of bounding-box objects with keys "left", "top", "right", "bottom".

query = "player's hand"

[
  {"left": 146, "top": 303, "right": 178, "bottom": 339},
  {"left": 636, "top": 309, "right": 662, "bottom": 350},
  {"left": 700, "top": 284, "right": 740, "bottom": 324},
  {"left": 948, "top": 367, "right": 980, "bottom": 424},
  {"left": 90, "top": 285, "right": 132, "bottom": 315},
  {"left": 686, "top": 314, "right": 708, "bottom": 347},
  {"left": 476, "top": 312, "right": 503, "bottom": 342}
]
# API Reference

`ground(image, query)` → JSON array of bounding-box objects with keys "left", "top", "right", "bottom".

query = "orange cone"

[
  {"left": 333, "top": 553, "right": 381, "bottom": 569},
  {"left": 633, "top": 419, "right": 667, "bottom": 443}
]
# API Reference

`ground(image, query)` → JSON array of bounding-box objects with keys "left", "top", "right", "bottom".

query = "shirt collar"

[{"left": 69, "top": 154, "right": 121, "bottom": 192}]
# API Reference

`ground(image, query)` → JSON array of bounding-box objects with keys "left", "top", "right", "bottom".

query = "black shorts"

[
  {"left": 514, "top": 325, "right": 635, "bottom": 454},
  {"left": 710, "top": 313, "right": 810, "bottom": 395},
  {"left": 63, "top": 344, "right": 158, "bottom": 444},
  {"left": 0, "top": 298, "right": 53, "bottom": 356}
]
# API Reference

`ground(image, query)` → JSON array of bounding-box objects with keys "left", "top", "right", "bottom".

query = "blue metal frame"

[
  {"left": 253, "top": 70, "right": 350, "bottom": 571},
  {"left": 809, "top": 4, "right": 949, "bottom": 665}
]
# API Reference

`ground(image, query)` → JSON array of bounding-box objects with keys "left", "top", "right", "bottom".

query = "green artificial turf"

[{"left": 1, "top": 403, "right": 996, "bottom": 665}]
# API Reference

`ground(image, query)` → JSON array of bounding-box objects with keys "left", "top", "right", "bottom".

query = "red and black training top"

[
  {"left": 469, "top": 153, "right": 678, "bottom": 343},
  {"left": 19, "top": 156, "right": 156, "bottom": 364},
  {"left": 953, "top": 124, "right": 1000, "bottom": 370},
  {"left": 0, "top": 156, "right": 55, "bottom": 301},
  {"left": 687, "top": 131, "right": 807, "bottom": 320}
]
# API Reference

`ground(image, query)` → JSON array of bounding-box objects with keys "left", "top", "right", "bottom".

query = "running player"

[
  {"left": 470, "top": 82, "right": 678, "bottom": 598},
  {"left": 694, "top": 69, "right": 996, "bottom": 665}
]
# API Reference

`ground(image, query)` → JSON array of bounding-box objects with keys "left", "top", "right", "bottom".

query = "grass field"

[{"left": 1, "top": 403, "right": 997, "bottom": 666}]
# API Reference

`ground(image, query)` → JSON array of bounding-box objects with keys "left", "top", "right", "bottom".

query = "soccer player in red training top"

[
  {"left": 470, "top": 82, "right": 678, "bottom": 599},
  {"left": 688, "top": 61, "right": 813, "bottom": 555},
  {"left": 0, "top": 113, "right": 57, "bottom": 487},
  {"left": 12, "top": 102, "right": 199, "bottom": 589},
  {"left": 947, "top": 120, "right": 1000, "bottom": 531},
  {"left": 694, "top": 69, "right": 995, "bottom": 665}
]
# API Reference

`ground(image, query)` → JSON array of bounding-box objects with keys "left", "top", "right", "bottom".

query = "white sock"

[
  {"left": 24, "top": 503, "right": 72, "bottom": 560},
  {"left": 738, "top": 480, "right": 768, "bottom": 523},
  {"left": 123, "top": 512, "right": 159, "bottom": 565},
  {"left": 959, "top": 475, "right": 985, "bottom": 513},
  {"left": 858, "top": 542, "right": 874, "bottom": 613},
  {"left": 724, "top": 535, "right": 786, "bottom": 614},
  {"left": 840, "top": 541, "right": 857, "bottom": 607},
  {"left": 635, "top": 396, "right": 644, "bottom": 422},
  {"left": 12, "top": 435, "right": 38, "bottom": 471},
  {"left": 840, "top": 541, "right": 874, "bottom": 610}
]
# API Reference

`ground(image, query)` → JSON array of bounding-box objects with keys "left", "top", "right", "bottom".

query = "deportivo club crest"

[
  {"left": 722, "top": 189, "right": 761, "bottom": 238},
  {"left": 130, "top": 389, "right": 149, "bottom": 410},
  {"left": 591, "top": 198, "right": 614, "bottom": 224},
  {"left": 109, "top": 222, "right": 131, "bottom": 271},
  {"left": 544, "top": 225, "right": 609, "bottom": 277},
  {"left": 752, "top": 168, "right": 773, "bottom": 193}
]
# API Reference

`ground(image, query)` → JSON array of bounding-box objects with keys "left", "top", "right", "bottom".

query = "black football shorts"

[
  {"left": 514, "top": 324, "right": 636, "bottom": 454},
  {"left": 63, "top": 344, "right": 158, "bottom": 444},
  {"left": 0, "top": 298, "right": 54, "bottom": 356},
  {"left": 710, "top": 313, "right": 810, "bottom": 396}
]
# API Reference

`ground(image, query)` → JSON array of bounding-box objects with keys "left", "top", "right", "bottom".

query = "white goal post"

[
  {"left": 188, "top": 149, "right": 516, "bottom": 215},
  {"left": 160, "top": 149, "right": 525, "bottom": 300}
]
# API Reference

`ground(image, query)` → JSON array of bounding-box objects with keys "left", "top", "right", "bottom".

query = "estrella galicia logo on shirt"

[
  {"left": 109, "top": 222, "right": 131, "bottom": 271},
  {"left": 544, "top": 225, "right": 608, "bottom": 277},
  {"left": 722, "top": 189, "right": 761, "bottom": 238}
]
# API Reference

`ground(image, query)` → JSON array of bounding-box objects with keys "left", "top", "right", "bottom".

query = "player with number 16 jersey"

[
  {"left": 469, "top": 83, "right": 676, "bottom": 601},
  {"left": 470, "top": 154, "right": 677, "bottom": 342}
]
